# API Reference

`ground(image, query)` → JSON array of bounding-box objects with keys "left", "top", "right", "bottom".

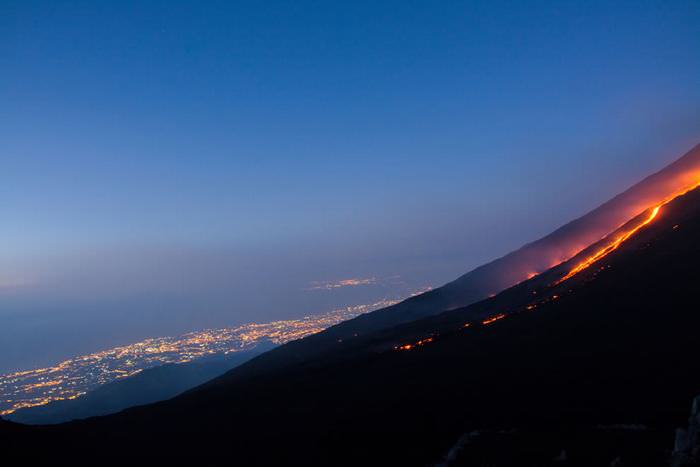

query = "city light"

[{"left": 0, "top": 291, "right": 429, "bottom": 416}]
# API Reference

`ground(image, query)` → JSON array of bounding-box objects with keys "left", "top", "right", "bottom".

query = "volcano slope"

[
  {"left": 45, "top": 143, "right": 695, "bottom": 394},
  {"left": 153, "top": 145, "right": 700, "bottom": 361},
  {"left": 8, "top": 170, "right": 700, "bottom": 466}
]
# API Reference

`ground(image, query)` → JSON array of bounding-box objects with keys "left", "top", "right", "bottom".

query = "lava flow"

[
  {"left": 395, "top": 336, "right": 435, "bottom": 351},
  {"left": 482, "top": 313, "right": 507, "bottom": 325},
  {"left": 390, "top": 171, "right": 700, "bottom": 356},
  {"left": 555, "top": 177, "right": 700, "bottom": 285},
  {"left": 554, "top": 205, "right": 661, "bottom": 285}
]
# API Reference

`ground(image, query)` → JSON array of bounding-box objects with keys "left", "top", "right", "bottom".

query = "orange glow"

[
  {"left": 394, "top": 172, "right": 700, "bottom": 358},
  {"left": 395, "top": 336, "right": 435, "bottom": 351},
  {"left": 555, "top": 205, "right": 660, "bottom": 284},
  {"left": 555, "top": 176, "right": 700, "bottom": 285},
  {"left": 482, "top": 313, "right": 506, "bottom": 325}
]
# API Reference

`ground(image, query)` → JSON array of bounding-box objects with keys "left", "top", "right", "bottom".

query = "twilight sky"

[{"left": 1, "top": 0, "right": 699, "bottom": 372}]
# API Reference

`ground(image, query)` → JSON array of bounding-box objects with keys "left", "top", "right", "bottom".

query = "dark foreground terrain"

[
  {"left": 4, "top": 172, "right": 700, "bottom": 466},
  {"left": 6, "top": 343, "right": 273, "bottom": 425}
]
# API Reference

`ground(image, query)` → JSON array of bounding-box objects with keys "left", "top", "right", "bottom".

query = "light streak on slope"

[
  {"left": 481, "top": 313, "right": 507, "bottom": 325},
  {"left": 554, "top": 177, "right": 700, "bottom": 285},
  {"left": 555, "top": 206, "right": 660, "bottom": 285}
]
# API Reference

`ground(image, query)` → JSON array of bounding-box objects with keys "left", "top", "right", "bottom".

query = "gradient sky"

[{"left": 1, "top": 0, "right": 699, "bottom": 372}]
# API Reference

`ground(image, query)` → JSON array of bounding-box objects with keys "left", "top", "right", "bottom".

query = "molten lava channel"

[
  {"left": 554, "top": 205, "right": 660, "bottom": 285},
  {"left": 392, "top": 176, "right": 700, "bottom": 355},
  {"left": 555, "top": 178, "right": 700, "bottom": 285}
]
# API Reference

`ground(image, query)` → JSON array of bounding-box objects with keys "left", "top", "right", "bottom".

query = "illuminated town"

[
  {"left": 305, "top": 277, "right": 378, "bottom": 290},
  {"left": 0, "top": 291, "right": 429, "bottom": 416}
]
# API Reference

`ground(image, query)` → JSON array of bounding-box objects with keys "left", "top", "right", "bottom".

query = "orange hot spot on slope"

[
  {"left": 552, "top": 175, "right": 700, "bottom": 286},
  {"left": 482, "top": 313, "right": 506, "bottom": 325},
  {"left": 395, "top": 336, "right": 435, "bottom": 351},
  {"left": 555, "top": 205, "right": 661, "bottom": 285}
]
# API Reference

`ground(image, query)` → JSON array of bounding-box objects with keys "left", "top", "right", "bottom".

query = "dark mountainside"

[
  {"left": 5, "top": 342, "right": 274, "bottom": 425},
  {"left": 201, "top": 144, "right": 700, "bottom": 377},
  {"left": 5, "top": 157, "right": 700, "bottom": 466},
  {"left": 331, "top": 144, "right": 700, "bottom": 326}
]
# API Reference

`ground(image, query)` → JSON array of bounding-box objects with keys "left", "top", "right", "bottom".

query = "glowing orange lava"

[
  {"left": 555, "top": 177, "right": 700, "bottom": 285},
  {"left": 555, "top": 206, "right": 660, "bottom": 285},
  {"left": 391, "top": 172, "right": 700, "bottom": 356},
  {"left": 395, "top": 336, "right": 435, "bottom": 351},
  {"left": 482, "top": 313, "right": 506, "bottom": 325}
]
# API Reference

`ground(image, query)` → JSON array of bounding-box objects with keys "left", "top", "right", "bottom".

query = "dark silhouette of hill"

[
  {"left": 5, "top": 151, "right": 700, "bottom": 466},
  {"left": 207, "top": 144, "right": 700, "bottom": 371},
  {"left": 5, "top": 341, "right": 274, "bottom": 425}
]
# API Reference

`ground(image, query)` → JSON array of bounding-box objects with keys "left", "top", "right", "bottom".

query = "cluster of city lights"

[{"left": 0, "top": 292, "right": 430, "bottom": 417}]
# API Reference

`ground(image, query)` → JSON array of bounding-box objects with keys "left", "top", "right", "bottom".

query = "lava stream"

[
  {"left": 554, "top": 205, "right": 660, "bottom": 285},
  {"left": 555, "top": 177, "right": 700, "bottom": 285}
]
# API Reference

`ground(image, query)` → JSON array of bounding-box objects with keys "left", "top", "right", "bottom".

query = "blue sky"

[{"left": 1, "top": 0, "right": 699, "bottom": 371}]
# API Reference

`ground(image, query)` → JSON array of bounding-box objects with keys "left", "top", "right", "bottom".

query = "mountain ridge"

[
  {"left": 4, "top": 144, "right": 700, "bottom": 466},
  {"left": 9, "top": 175, "right": 698, "bottom": 466},
  {"left": 157, "top": 143, "right": 700, "bottom": 386},
  {"left": 256, "top": 143, "right": 700, "bottom": 345}
]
